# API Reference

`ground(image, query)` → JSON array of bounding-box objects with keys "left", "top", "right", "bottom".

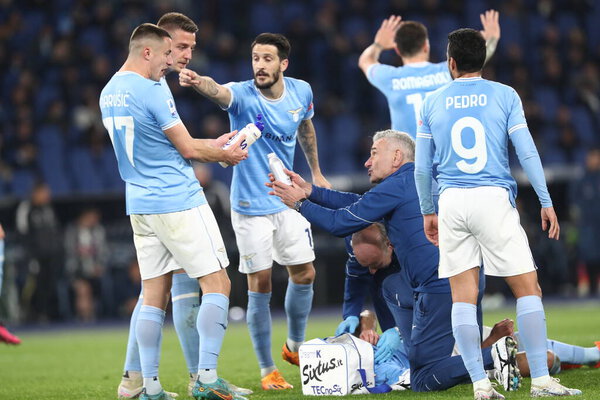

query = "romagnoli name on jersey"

[{"left": 392, "top": 71, "right": 450, "bottom": 91}]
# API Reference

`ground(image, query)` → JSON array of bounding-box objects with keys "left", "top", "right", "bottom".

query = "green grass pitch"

[{"left": 1, "top": 304, "right": 598, "bottom": 399}]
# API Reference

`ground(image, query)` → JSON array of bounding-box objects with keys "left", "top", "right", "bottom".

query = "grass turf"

[{"left": 0, "top": 304, "right": 598, "bottom": 400}]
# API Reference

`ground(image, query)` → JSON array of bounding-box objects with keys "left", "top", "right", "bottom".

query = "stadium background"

[{"left": 0, "top": 0, "right": 599, "bottom": 325}]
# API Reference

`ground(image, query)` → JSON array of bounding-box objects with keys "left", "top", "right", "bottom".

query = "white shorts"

[
  {"left": 438, "top": 186, "right": 536, "bottom": 278},
  {"left": 130, "top": 204, "right": 229, "bottom": 280},
  {"left": 232, "top": 209, "right": 316, "bottom": 274}
]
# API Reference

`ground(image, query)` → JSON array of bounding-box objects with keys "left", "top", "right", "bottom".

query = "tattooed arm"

[
  {"left": 179, "top": 68, "right": 232, "bottom": 109},
  {"left": 298, "top": 119, "right": 331, "bottom": 188}
]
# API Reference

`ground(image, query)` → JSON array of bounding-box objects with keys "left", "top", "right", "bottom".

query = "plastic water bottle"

[
  {"left": 268, "top": 152, "right": 292, "bottom": 185},
  {"left": 219, "top": 114, "right": 265, "bottom": 167}
]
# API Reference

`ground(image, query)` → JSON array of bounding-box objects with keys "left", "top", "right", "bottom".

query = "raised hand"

[
  {"left": 480, "top": 9, "right": 500, "bottom": 42},
  {"left": 374, "top": 15, "right": 402, "bottom": 50}
]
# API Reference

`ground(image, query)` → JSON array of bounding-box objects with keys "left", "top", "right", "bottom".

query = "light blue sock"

[
  {"left": 172, "top": 273, "right": 200, "bottom": 374},
  {"left": 546, "top": 339, "right": 586, "bottom": 364},
  {"left": 515, "top": 332, "right": 591, "bottom": 364},
  {"left": 197, "top": 293, "right": 229, "bottom": 371},
  {"left": 136, "top": 305, "right": 166, "bottom": 378},
  {"left": 284, "top": 279, "right": 313, "bottom": 348},
  {"left": 516, "top": 295, "right": 549, "bottom": 378},
  {"left": 124, "top": 294, "right": 143, "bottom": 372},
  {"left": 451, "top": 302, "right": 486, "bottom": 382},
  {"left": 247, "top": 291, "right": 274, "bottom": 369}
]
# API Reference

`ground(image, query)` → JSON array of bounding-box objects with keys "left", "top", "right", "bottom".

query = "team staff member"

[{"left": 269, "top": 130, "right": 515, "bottom": 393}]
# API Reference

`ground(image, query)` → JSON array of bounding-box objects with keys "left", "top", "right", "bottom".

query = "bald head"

[{"left": 351, "top": 223, "right": 393, "bottom": 272}]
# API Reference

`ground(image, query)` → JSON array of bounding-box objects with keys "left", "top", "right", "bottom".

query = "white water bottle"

[
  {"left": 268, "top": 152, "right": 292, "bottom": 185},
  {"left": 219, "top": 115, "right": 264, "bottom": 167}
]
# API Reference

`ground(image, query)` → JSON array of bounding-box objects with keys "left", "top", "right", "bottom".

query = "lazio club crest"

[{"left": 288, "top": 107, "right": 303, "bottom": 122}]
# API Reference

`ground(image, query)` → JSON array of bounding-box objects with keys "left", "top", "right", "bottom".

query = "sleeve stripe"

[
  {"left": 162, "top": 119, "right": 182, "bottom": 130},
  {"left": 343, "top": 208, "right": 376, "bottom": 224},
  {"left": 508, "top": 123, "right": 527, "bottom": 135},
  {"left": 417, "top": 133, "right": 433, "bottom": 139}
]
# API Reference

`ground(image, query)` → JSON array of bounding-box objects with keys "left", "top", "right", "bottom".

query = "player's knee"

[{"left": 290, "top": 264, "right": 315, "bottom": 285}]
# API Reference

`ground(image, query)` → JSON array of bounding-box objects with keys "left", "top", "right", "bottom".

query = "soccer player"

[
  {"left": 358, "top": 10, "right": 500, "bottom": 137},
  {"left": 117, "top": 13, "right": 251, "bottom": 400},
  {"left": 269, "top": 130, "right": 516, "bottom": 394},
  {"left": 100, "top": 23, "right": 247, "bottom": 400},
  {"left": 0, "top": 223, "right": 21, "bottom": 345},
  {"left": 415, "top": 28, "right": 582, "bottom": 398},
  {"left": 179, "top": 33, "right": 330, "bottom": 390}
]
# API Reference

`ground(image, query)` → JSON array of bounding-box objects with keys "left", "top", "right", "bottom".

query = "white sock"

[
  {"left": 198, "top": 368, "right": 217, "bottom": 384},
  {"left": 286, "top": 338, "right": 303, "bottom": 352},
  {"left": 260, "top": 365, "right": 277, "bottom": 378},
  {"left": 144, "top": 376, "right": 162, "bottom": 395},
  {"left": 473, "top": 377, "right": 492, "bottom": 391},
  {"left": 531, "top": 375, "right": 551, "bottom": 387}
]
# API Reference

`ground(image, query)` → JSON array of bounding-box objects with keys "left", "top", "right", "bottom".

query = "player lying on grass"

[
  {"left": 347, "top": 224, "right": 599, "bottom": 388},
  {"left": 354, "top": 310, "right": 599, "bottom": 389}
]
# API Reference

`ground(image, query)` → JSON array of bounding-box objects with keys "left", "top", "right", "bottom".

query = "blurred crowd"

[
  {"left": 1, "top": 0, "right": 600, "bottom": 196},
  {"left": 0, "top": 0, "right": 599, "bottom": 322}
]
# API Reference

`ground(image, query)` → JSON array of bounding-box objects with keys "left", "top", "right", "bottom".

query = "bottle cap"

[
  {"left": 254, "top": 113, "right": 265, "bottom": 132},
  {"left": 267, "top": 152, "right": 276, "bottom": 158}
]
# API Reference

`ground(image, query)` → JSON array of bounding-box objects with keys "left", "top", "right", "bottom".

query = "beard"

[{"left": 254, "top": 70, "right": 280, "bottom": 89}]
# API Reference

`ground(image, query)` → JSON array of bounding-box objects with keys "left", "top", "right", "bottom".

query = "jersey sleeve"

[
  {"left": 309, "top": 185, "right": 362, "bottom": 209},
  {"left": 223, "top": 81, "right": 243, "bottom": 115},
  {"left": 415, "top": 98, "right": 436, "bottom": 214},
  {"left": 506, "top": 89, "right": 528, "bottom": 135},
  {"left": 145, "top": 84, "right": 182, "bottom": 131},
  {"left": 366, "top": 63, "right": 396, "bottom": 93},
  {"left": 302, "top": 82, "right": 315, "bottom": 120},
  {"left": 343, "top": 257, "right": 370, "bottom": 319},
  {"left": 300, "top": 181, "right": 402, "bottom": 237},
  {"left": 507, "top": 90, "right": 552, "bottom": 207}
]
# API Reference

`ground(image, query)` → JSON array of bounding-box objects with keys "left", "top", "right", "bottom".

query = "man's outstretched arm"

[{"left": 179, "top": 68, "right": 232, "bottom": 109}]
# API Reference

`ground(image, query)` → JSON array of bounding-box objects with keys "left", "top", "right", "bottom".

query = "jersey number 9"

[{"left": 450, "top": 116, "right": 487, "bottom": 174}]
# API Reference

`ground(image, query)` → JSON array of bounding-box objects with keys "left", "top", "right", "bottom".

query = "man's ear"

[
  {"left": 448, "top": 57, "right": 457, "bottom": 73},
  {"left": 393, "top": 148, "right": 404, "bottom": 167},
  {"left": 280, "top": 58, "right": 289, "bottom": 72}
]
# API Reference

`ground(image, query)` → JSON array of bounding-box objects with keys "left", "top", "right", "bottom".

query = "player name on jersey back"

[
  {"left": 392, "top": 71, "right": 450, "bottom": 90},
  {"left": 100, "top": 92, "right": 130, "bottom": 108},
  {"left": 445, "top": 94, "right": 488, "bottom": 109}
]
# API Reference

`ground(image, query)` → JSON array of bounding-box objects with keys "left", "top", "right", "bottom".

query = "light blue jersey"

[
  {"left": 415, "top": 77, "right": 552, "bottom": 215},
  {"left": 367, "top": 61, "right": 451, "bottom": 137},
  {"left": 225, "top": 77, "right": 314, "bottom": 215},
  {"left": 100, "top": 72, "right": 205, "bottom": 215}
]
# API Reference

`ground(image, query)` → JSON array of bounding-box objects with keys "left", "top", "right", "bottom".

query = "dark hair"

[
  {"left": 395, "top": 21, "right": 428, "bottom": 58},
  {"left": 157, "top": 12, "right": 198, "bottom": 33},
  {"left": 251, "top": 33, "right": 291, "bottom": 60},
  {"left": 447, "top": 28, "right": 486, "bottom": 73},
  {"left": 129, "top": 23, "right": 171, "bottom": 49}
]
